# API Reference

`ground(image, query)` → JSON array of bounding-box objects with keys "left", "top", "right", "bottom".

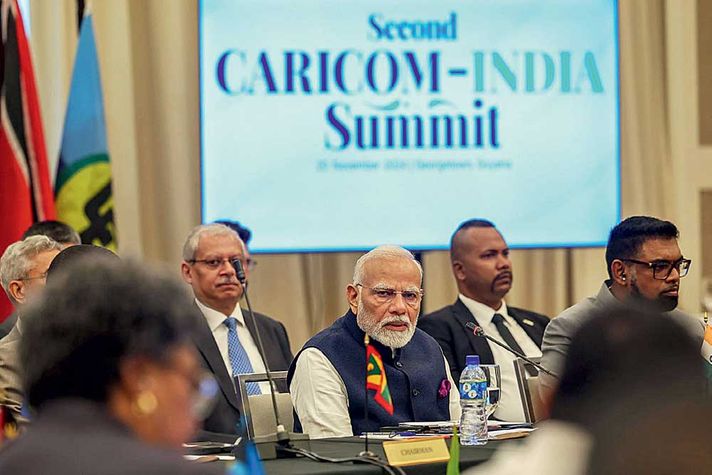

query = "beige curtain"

[{"left": 28, "top": 0, "right": 692, "bottom": 352}]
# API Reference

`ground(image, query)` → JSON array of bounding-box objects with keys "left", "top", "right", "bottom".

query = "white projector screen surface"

[{"left": 199, "top": 0, "right": 620, "bottom": 252}]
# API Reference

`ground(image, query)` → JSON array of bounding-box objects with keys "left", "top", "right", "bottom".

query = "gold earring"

[{"left": 134, "top": 391, "right": 158, "bottom": 415}]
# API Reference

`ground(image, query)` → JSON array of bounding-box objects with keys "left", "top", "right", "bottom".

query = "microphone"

[
  {"left": 230, "top": 259, "right": 309, "bottom": 459},
  {"left": 464, "top": 321, "right": 555, "bottom": 376},
  {"left": 232, "top": 258, "right": 247, "bottom": 283}
]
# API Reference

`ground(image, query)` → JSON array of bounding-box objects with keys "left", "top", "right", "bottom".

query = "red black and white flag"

[{"left": 0, "top": 0, "right": 55, "bottom": 319}]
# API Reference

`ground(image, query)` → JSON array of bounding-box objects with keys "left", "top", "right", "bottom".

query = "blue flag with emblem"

[{"left": 55, "top": 11, "right": 116, "bottom": 250}]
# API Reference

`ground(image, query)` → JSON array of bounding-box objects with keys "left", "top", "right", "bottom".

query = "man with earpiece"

[{"left": 539, "top": 216, "right": 705, "bottom": 400}]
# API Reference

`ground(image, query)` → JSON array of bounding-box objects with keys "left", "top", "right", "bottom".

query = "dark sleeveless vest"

[{"left": 288, "top": 310, "right": 451, "bottom": 435}]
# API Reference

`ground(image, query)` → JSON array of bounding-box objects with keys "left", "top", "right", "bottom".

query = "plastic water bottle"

[{"left": 459, "top": 354, "right": 488, "bottom": 445}]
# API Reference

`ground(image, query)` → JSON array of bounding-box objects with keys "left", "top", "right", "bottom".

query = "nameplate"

[{"left": 382, "top": 436, "right": 450, "bottom": 466}]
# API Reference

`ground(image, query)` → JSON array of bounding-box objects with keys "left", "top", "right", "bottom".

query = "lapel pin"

[{"left": 522, "top": 319, "right": 535, "bottom": 327}]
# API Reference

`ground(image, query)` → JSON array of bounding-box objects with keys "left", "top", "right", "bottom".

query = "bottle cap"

[{"left": 465, "top": 355, "right": 480, "bottom": 366}]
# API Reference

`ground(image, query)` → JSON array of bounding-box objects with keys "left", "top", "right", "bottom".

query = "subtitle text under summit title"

[{"left": 214, "top": 12, "right": 605, "bottom": 153}]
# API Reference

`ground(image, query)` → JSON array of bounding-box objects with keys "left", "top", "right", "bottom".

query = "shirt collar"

[
  {"left": 194, "top": 298, "right": 245, "bottom": 332},
  {"left": 458, "top": 293, "right": 508, "bottom": 326}
]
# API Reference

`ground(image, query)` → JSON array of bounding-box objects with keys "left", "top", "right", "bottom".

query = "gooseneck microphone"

[
  {"left": 464, "top": 321, "right": 555, "bottom": 376},
  {"left": 230, "top": 259, "right": 307, "bottom": 458}
]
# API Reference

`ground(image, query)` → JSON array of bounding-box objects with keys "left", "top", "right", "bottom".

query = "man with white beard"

[{"left": 288, "top": 245, "right": 460, "bottom": 438}]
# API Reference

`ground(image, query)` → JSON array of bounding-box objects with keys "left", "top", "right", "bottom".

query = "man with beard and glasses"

[
  {"left": 539, "top": 215, "right": 704, "bottom": 400},
  {"left": 419, "top": 219, "right": 550, "bottom": 422},
  {"left": 288, "top": 245, "right": 460, "bottom": 438}
]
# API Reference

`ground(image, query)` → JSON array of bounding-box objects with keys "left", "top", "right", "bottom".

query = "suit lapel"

[
  {"left": 508, "top": 308, "right": 544, "bottom": 346},
  {"left": 193, "top": 311, "right": 242, "bottom": 412},
  {"left": 243, "top": 310, "right": 271, "bottom": 369},
  {"left": 451, "top": 299, "right": 496, "bottom": 364}
]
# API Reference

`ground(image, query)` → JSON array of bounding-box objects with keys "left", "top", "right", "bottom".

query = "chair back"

[
  {"left": 513, "top": 357, "right": 544, "bottom": 423},
  {"left": 236, "top": 371, "right": 293, "bottom": 439}
]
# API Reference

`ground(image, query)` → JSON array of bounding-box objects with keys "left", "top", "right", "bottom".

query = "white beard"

[{"left": 356, "top": 302, "right": 417, "bottom": 349}]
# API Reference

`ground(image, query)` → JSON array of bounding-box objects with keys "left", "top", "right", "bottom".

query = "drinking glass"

[{"left": 479, "top": 364, "right": 501, "bottom": 419}]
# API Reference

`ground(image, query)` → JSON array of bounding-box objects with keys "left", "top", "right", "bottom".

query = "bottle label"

[{"left": 459, "top": 380, "right": 486, "bottom": 400}]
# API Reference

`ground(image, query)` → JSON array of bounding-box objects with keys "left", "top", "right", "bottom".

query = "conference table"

[{"left": 248, "top": 436, "right": 515, "bottom": 474}]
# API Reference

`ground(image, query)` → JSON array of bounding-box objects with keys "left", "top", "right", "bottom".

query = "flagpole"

[
  {"left": 76, "top": 0, "right": 85, "bottom": 31},
  {"left": 360, "top": 333, "right": 375, "bottom": 458}
]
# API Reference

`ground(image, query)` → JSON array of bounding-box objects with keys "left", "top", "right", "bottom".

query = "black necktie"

[{"left": 491, "top": 313, "right": 538, "bottom": 376}]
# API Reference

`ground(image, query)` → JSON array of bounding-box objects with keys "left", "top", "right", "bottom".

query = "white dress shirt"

[
  {"left": 459, "top": 294, "right": 542, "bottom": 422},
  {"left": 195, "top": 299, "right": 270, "bottom": 393},
  {"left": 290, "top": 347, "right": 461, "bottom": 439}
]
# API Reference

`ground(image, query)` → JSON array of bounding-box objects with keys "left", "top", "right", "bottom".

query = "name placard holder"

[{"left": 382, "top": 436, "right": 450, "bottom": 466}]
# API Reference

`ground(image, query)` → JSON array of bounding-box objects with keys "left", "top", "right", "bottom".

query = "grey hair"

[
  {"left": 182, "top": 223, "right": 242, "bottom": 261},
  {"left": 352, "top": 245, "right": 423, "bottom": 284},
  {"left": 0, "top": 236, "right": 63, "bottom": 299}
]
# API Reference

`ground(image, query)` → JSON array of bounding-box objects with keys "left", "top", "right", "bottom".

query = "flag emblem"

[
  {"left": 55, "top": 13, "right": 117, "bottom": 251},
  {"left": 366, "top": 344, "right": 394, "bottom": 415}
]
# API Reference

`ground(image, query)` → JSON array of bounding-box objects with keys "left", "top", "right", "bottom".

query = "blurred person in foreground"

[
  {"left": 0, "top": 244, "right": 117, "bottom": 426},
  {"left": 0, "top": 236, "right": 62, "bottom": 422},
  {"left": 0, "top": 220, "right": 80, "bottom": 338},
  {"left": 0, "top": 259, "right": 223, "bottom": 475},
  {"left": 465, "top": 307, "right": 707, "bottom": 475}
]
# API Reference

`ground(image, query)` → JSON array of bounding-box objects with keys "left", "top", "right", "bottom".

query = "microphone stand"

[
  {"left": 464, "top": 322, "right": 555, "bottom": 376},
  {"left": 231, "top": 259, "right": 310, "bottom": 460}
]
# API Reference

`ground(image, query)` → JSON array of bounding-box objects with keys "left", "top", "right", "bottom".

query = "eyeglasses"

[
  {"left": 169, "top": 365, "right": 219, "bottom": 420},
  {"left": 355, "top": 284, "right": 423, "bottom": 307},
  {"left": 189, "top": 257, "right": 257, "bottom": 271},
  {"left": 621, "top": 257, "right": 691, "bottom": 280}
]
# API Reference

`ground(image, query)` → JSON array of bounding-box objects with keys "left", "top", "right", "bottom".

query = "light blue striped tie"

[{"left": 224, "top": 317, "right": 260, "bottom": 395}]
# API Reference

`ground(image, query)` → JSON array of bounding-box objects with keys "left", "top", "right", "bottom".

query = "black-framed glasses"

[
  {"left": 621, "top": 258, "right": 691, "bottom": 280},
  {"left": 189, "top": 257, "right": 256, "bottom": 271},
  {"left": 355, "top": 284, "right": 423, "bottom": 307}
]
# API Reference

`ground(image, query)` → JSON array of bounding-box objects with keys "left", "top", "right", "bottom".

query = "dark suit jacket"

[
  {"left": 418, "top": 298, "right": 549, "bottom": 383},
  {"left": 193, "top": 306, "right": 293, "bottom": 438},
  {"left": 0, "top": 399, "right": 223, "bottom": 475}
]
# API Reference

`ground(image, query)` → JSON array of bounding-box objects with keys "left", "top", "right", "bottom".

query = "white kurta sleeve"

[{"left": 289, "top": 347, "right": 352, "bottom": 438}]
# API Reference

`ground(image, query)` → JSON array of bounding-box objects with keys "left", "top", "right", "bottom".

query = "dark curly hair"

[{"left": 21, "top": 259, "right": 203, "bottom": 409}]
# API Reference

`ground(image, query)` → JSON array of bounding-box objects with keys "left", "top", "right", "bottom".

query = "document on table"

[{"left": 488, "top": 428, "right": 536, "bottom": 440}]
